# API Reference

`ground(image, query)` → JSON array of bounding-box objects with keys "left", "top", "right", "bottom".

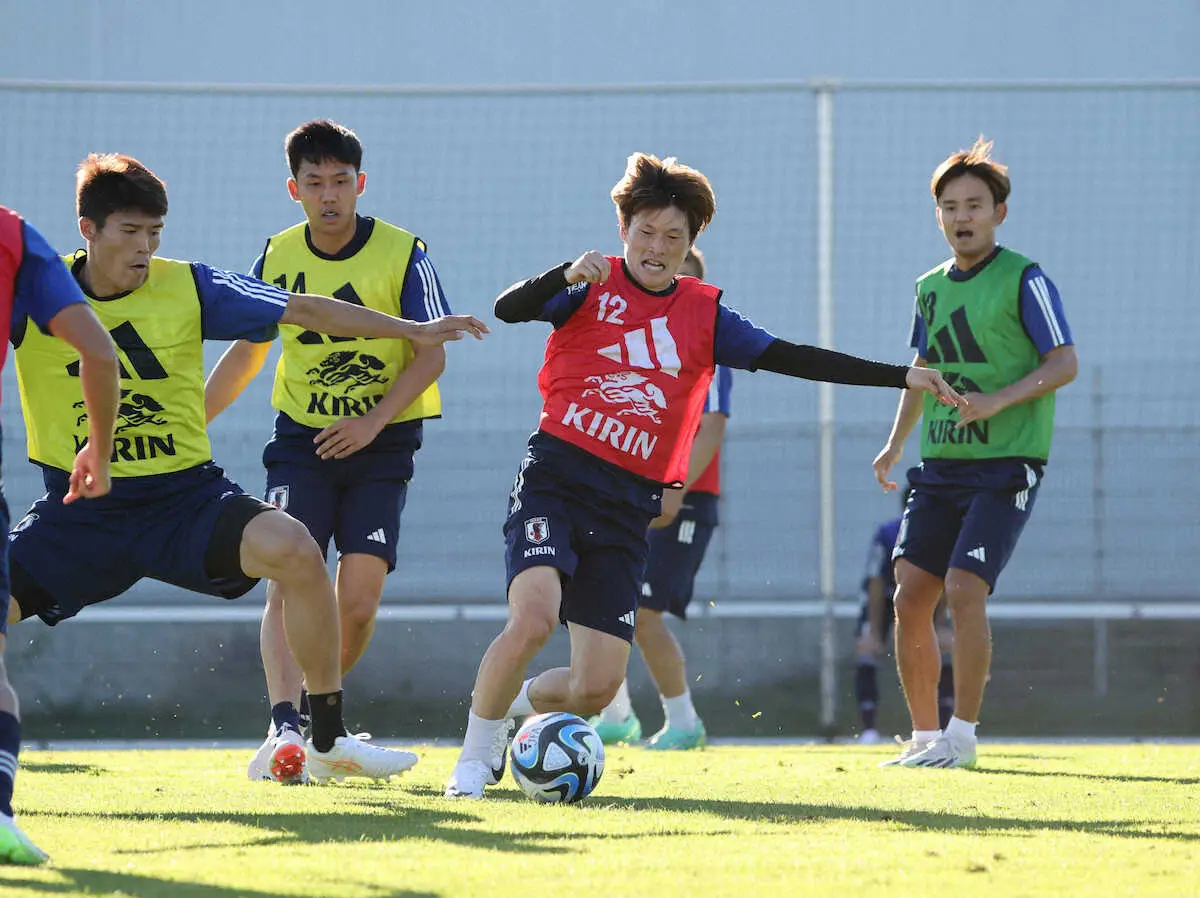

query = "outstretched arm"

[
  {"left": 206, "top": 339, "right": 273, "bottom": 423},
  {"left": 282, "top": 293, "right": 487, "bottom": 344},
  {"left": 753, "top": 339, "right": 958, "bottom": 402}
]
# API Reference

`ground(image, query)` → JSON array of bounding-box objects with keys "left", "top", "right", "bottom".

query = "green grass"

[{"left": 0, "top": 743, "right": 1197, "bottom": 897}]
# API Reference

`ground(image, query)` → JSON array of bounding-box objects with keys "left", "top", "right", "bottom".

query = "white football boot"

[
  {"left": 445, "top": 719, "right": 514, "bottom": 799},
  {"left": 306, "top": 733, "right": 419, "bottom": 783},
  {"left": 247, "top": 723, "right": 310, "bottom": 785},
  {"left": 895, "top": 732, "right": 978, "bottom": 769},
  {"left": 879, "top": 733, "right": 939, "bottom": 767}
]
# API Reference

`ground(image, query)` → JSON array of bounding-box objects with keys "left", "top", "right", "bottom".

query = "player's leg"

[
  {"left": 905, "top": 469, "right": 1042, "bottom": 768},
  {"left": 445, "top": 565, "right": 562, "bottom": 798},
  {"left": 853, "top": 604, "right": 887, "bottom": 744},
  {"left": 334, "top": 555, "right": 388, "bottom": 673},
  {"left": 934, "top": 597, "right": 955, "bottom": 730},
  {"left": 883, "top": 484, "right": 961, "bottom": 765},
  {"left": 0, "top": 483, "right": 47, "bottom": 866},
  {"left": 331, "top": 476, "right": 407, "bottom": 673}
]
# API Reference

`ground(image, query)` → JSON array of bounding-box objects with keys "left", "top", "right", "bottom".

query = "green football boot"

[
  {"left": 646, "top": 718, "right": 707, "bottom": 751},
  {"left": 587, "top": 712, "right": 643, "bottom": 745},
  {"left": 0, "top": 815, "right": 49, "bottom": 866}
]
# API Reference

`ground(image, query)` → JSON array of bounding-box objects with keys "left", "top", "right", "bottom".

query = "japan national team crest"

[
  {"left": 524, "top": 517, "right": 550, "bottom": 545},
  {"left": 266, "top": 486, "right": 290, "bottom": 511}
]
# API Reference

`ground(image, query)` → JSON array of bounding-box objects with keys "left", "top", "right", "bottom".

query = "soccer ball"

[{"left": 510, "top": 712, "right": 605, "bottom": 804}]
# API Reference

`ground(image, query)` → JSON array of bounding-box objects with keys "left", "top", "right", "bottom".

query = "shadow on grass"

[
  {"left": 470, "top": 789, "right": 1198, "bottom": 843},
  {"left": 20, "top": 761, "right": 106, "bottom": 776},
  {"left": 0, "top": 867, "right": 436, "bottom": 897},
  {"left": 975, "top": 766, "right": 1200, "bottom": 786},
  {"left": 29, "top": 797, "right": 683, "bottom": 858}
]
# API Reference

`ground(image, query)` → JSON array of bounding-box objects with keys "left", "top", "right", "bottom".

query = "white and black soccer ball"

[{"left": 510, "top": 712, "right": 605, "bottom": 804}]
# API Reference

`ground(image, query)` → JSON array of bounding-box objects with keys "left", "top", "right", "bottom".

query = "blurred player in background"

[
  {"left": 854, "top": 485, "right": 953, "bottom": 744},
  {"left": 0, "top": 206, "right": 119, "bottom": 866},
  {"left": 204, "top": 120, "right": 453, "bottom": 781},
  {"left": 445, "top": 151, "right": 960, "bottom": 798},
  {"left": 590, "top": 247, "right": 728, "bottom": 751},
  {"left": 5, "top": 154, "right": 484, "bottom": 786},
  {"left": 874, "top": 138, "right": 1077, "bottom": 768}
]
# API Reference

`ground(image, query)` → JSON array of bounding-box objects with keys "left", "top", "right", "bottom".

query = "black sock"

[
  {"left": 937, "top": 661, "right": 955, "bottom": 729},
  {"left": 0, "top": 712, "right": 19, "bottom": 817},
  {"left": 855, "top": 663, "right": 879, "bottom": 731},
  {"left": 271, "top": 701, "right": 302, "bottom": 735},
  {"left": 308, "top": 690, "right": 347, "bottom": 753}
]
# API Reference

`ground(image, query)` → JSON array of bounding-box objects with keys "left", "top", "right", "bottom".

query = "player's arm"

[
  {"left": 48, "top": 304, "right": 120, "bottom": 502},
  {"left": 873, "top": 353, "right": 928, "bottom": 492},
  {"left": 205, "top": 339, "right": 272, "bottom": 423},
  {"left": 958, "top": 345, "right": 1078, "bottom": 426},
  {"left": 958, "top": 267, "right": 1077, "bottom": 426},
  {"left": 494, "top": 252, "right": 603, "bottom": 326},
  {"left": 282, "top": 292, "right": 486, "bottom": 345},
  {"left": 14, "top": 221, "right": 120, "bottom": 502},
  {"left": 650, "top": 412, "right": 726, "bottom": 529},
  {"left": 314, "top": 247, "right": 451, "bottom": 460}
]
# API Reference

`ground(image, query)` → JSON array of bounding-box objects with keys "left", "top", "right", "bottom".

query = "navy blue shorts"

[
  {"left": 8, "top": 462, "right": 273, "bottom": 626},
  {"left": 503, "top": 433, "right": 662, "bottom": 643},
  {"left": 641, "top": 491, "right": 719, "bottom": 620},
  {"left": 263, "top": 417, "right": 420, "bottom": 572},
  {"left": 894, "top": 460, "right": 1043, "bottom": 591}
]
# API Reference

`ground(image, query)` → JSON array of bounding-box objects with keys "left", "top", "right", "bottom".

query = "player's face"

[
  {"left": 622, "top": 205, "right": 691, "bottom": 292},
  {"left": 81, "top": 210, "right": 163, "bottom": 293},
  {"left": 289, "top": 160, "right": 365, "bottom": 241},
  {"left": 935, "top": 173, "right": 1006, "bottom": 268}
]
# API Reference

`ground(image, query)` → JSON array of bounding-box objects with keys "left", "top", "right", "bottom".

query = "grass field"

[{"left": 0, "top": 743, "right": 1196, "bottom": 897}]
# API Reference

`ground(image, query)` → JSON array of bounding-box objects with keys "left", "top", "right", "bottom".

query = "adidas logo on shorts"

[{"left": 366, "top": 529, "right": 387, "bottom": 545}]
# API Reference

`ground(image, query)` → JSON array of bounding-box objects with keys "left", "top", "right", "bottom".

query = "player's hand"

[
  {"left": 64, "top": 443, "right": 111, "bottom": 504},
  {"left": 407, "top": 314, "right": 489, "bottom": 346},
  {"left": 956, "top": 391, "right": 1008, "bottom": 427},
  {"left": 564, "top": 251, "right": 611, "bottom": 285},
  {"left": 314, "top": 415, "right": 385, "bottom": 460},
  {"left": 649, "top": 487, "right": 685, "bottom": 529},
  {"left": 872, "top": 442, "right": 904, "bottom": 493},
  {"left": 905, "top": 367, "right": 960, "bottom": 407},
  {"left": 856, "top": 630, "right": 883, "bottom": 657}
]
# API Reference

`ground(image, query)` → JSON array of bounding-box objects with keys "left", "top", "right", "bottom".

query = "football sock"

[
  {"left": 307, "top": 690, "right": 348, "bottom": 753},
  {"left": 662, "top": 689, "right": 697, "bottom": 731},
  {"left": 937, "top": 661, "right": 955, "bottom": 730},
  {"left": 855, "top": 662, "right": 879, "bottom": 731},
  {"left": 462, "top": 711, "right": 506, "bottom": 764},
  {"left": 506, "top": 678, "right": 535, "bottom": 719},
  {"left": 270, "top": 701, "right": 302, "bottom": 735},
  {"left": 601, "top": 680, "right": 633, "bottom": 723},
  {"left": 0, "top": 712, "right": 19, "bottom": 817},
  {"left": 298, "top": 689, "right": 311, "bottom": 730},
  {"left": 945, "top": 716, "right": 978, "bottom": 743},
  {"left": 913, "top": 728, "right": 941, "bottom": 744}
]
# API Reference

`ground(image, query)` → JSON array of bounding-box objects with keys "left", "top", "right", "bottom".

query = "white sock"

[
  {"left": 945, "top": 716, "right": 978, "bottom": 742},
  {"left": 913, "top": 728, "right": 941, "bottom": 744},
  {"left": 461, "top": 711, "right": 506, "bottom": 764},
  {"left": 662, "top": 689, "right": 697, "bottom": 731},
  {"left": 601, "top": 680, "right": 633, "bottom": 723},
  {"left": 505, "top": 678, "right": 536, "bottom": 719}
]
